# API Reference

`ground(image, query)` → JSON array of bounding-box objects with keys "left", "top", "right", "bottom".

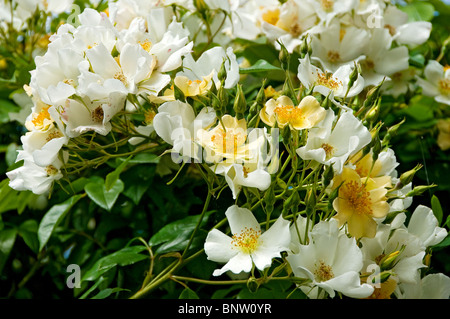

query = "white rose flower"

[
  {"left": 416, "top": 60, "right": 450, "bottom": 106},
  {"left": 296, "top": 109, "right": 372, "bottom": 174},
  {"left": 287, "top": 218, "right": 374, "bottom": 299},
  {"left": 204, "top": 205, "right": 291, "bottom": 276}
]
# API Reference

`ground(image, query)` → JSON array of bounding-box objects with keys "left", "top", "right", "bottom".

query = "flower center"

[
  {"left": 46, "top": 128, "right": 64, "bottom": 142},
  {"left": 45, "top": 165, "right": 59, "bottom": 176},
  {"left": 321, "top": 143, "right": 335, "bottom": 158},
  {"left": 341, "top": 180, "right": 373, "bottom": 216},
  {"left": 144, "top": 109, "right": 156, "bottom": 125},
  {"left": 32, "top": 106, "right": 52, "bottom": 128},
  {"left": 138, "top": 40, "right": 152, "bottom": 52},
  {"left": 92, "top": 106, "right": 104, "bottom": 123},
  {"left": 262, "top": 8, "right": 280, "bottom": 26},
  {"left": 438, "top": 79, "right": 450, "bottom": 96},
  {"left": 327, "top": 51, "right": 341, "bottom": 63},
  {"left": 231, "top": 227, "right": 261, "bottom": 254},
  {"left": 316, "top": 72, "right": 342, "bottom": 91},
  {"left": 210, "top": 129, "right": 246, "bottom": 157},
  {"left": 114, "top": 71, "right": 128, "bottom": 86},
  {"left": 274, "top": 105, "right": 304, "bottom": 127},
  {"left": 321, "top": 0, "right": 334, "bottom": 11},
  {"left": 314, "top": 260, "right": 334, "bottom": 282}
]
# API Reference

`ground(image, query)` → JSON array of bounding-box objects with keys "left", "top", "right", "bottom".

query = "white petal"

[
  {"left": 225, "top": 205, "right": 261, "bottom": 236},
  {"left": 204, "top": 229, "right": 236, "bottom": 263}
]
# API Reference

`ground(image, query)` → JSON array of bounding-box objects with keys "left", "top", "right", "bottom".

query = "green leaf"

[
  {"left": 240, "top": 59, "right": 282, "bottom": 74},
  {"left": 18, "top": 220, "right": 39, "bottom": 254},
  {"left": 400, "top": 2, "right": 435, "bottom": 22},
  {"left": 105, "top": 156, "right": 131, "bottom": 191},
  {"left": 91, "top": 287, "right": 130, "bottom": 299},
  {"left": 179, "top": 288, "right": 199, "bottom": 299},
  {"left": 37, "top": 194, "right": 83, "bottom": 252},
  {"left": 431, "top": 195, "right": 443, "bottom": 225},
  {"left": 82, "top": 246, "right": 148, "bottom": 282},
  {"left": 149, "top": 211, "right": 213, "bottom": 254},
  {"left": 85, "top": 178, "right": 124, "bottom": 211},
  {"left": 0, "top": 228, "right": 17, "bottom": 274},
  {"left": 0, "top": 98, "right": 20, "bottom": 124}
]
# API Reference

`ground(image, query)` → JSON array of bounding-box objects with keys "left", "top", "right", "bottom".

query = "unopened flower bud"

[
  {"left": 405, "top": 184, "right": 437, "bottom": 197},
  {"left": 218, "top": 60, "right": 228, "bottom": 83},
  {"left": 233, "top": 84, "right": 247, "bottom": 119},
  {"left": 347, "top": 62, "right": 359, "bottom": 89},
  {"left": 305, "top": 189, "right": 316, "bottom": 215},
  {"left": 380, "top": 249, "right": 402, "bottom": 271},
  {"left": 278, "top": 42, "right": 290, "bottom": 70},
  {"left": 363, "top": 79, "right": 385, "bottom": 109},
  {"left": 397, "top": 164, "right": 422, "bottom": 189},
  {"left": 382, "top": 118, "right": 405, "bottom": 147},
  {"left": 264, "top": 185, "right": 276, "bottom": 215},
  {"left": 247, "top": 276, "right": 260, "bottom": 293},
  {"left": 193, "top": 0, "right": 209, "bottom": 13},
  {"left": 217, "top": 85, "right": 228, "bottom": 109}
]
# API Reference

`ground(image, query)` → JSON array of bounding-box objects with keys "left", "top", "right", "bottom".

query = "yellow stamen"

[
  {"left": 316, "top": 72, "right": 342, "bottom": 91},
  {"left": 327, "top": 51, "right": 340, "bottom": 63},
  {"left": 314, "top": 260, "right": 334, "bottom": 282},
  {"left": 32, "top": 106, "right": 52, "bottom": 127},
  {"left": 438, "top": 79, "right": 450, "bottom": 95},
  {"left": 231, "top": 227, "right": 261, "bottom": 254},
  {"left": 138, "top": 40, "right": 152, "bottom": 52},
  {"left": 340, "top": 180, "right": 373, "bottom": 216},
  {"left": 321, "top": 143, "right": 335, "bottom": 158},
  {"left": 274, "top": 105, "right": 304, "bottom": 127},
  {"left": 262, "top": 9, "right": 280, "bottom": 26}
]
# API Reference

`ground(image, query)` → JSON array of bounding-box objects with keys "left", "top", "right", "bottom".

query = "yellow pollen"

[
  {"left": 384, "top": 24, "right": 396, "bottom": 36},
  {"left": 262, "top": 8, "right": 280, "bottom": 26},
  {"left": 341, "top": 180, "right": 373, "bottom": 216},
  {"left": 316, "top": 72, "right": 342, "bottom": 91},
  {"left": 314, "top": 260, "right": 334, "bottom": 282},
  {"left": 290, "top": 23, "right": 303, "bottom": 37},
  {"left": 274, "top": 105, "right": 304, "bottom": 127},
  {"left": 363, "top": 59, "right": 375, "bottom": 70},
  {"left": 138, "top": 40, "right": 152, "bottom": 52},
  {"left": 114, "top": 71, "right": 128, "bottom": 85},
  {"left": 438, "top": 79, "right": 450, "bottom": 95},
  {"left": 327, "top": 51, "right": 340, "bottom": 63},
  {"left": 211, "top": 131, "right": 242, "bottom": 156},
  {"left": 46, "top": 129, "right": 63, "bottom": 142},
  {"left": 32, "top": 106, "right": 52, "bottom": 127},
  {"left": 444, "top": 65, "right": 450, "bottom": 72},
  {"left": 92, "top": 106, "right": 104, "bottom": 123},
  {"left": 321, "top": 0, "right": 334, "bottom": 11},
  {"left": 188, "top": 79, "right": 202, "bottom": 85},
  {"left": 231, "top": 227, "right": 261, "bottom": 254},
  {"left": 144, "top": 109, "right": 156, "bottom": 124},
  {"left": 45, "top": 165, "right": 59, "bottom": 176},
  {"left": 243, "top": 166, "right": 250, "bottom": 178},
  {"left": 87, "top": 42, "right": 98, "bottom": 50},
  {"left": 321, "top": 143, "right": 335, "bottom": 158}
]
